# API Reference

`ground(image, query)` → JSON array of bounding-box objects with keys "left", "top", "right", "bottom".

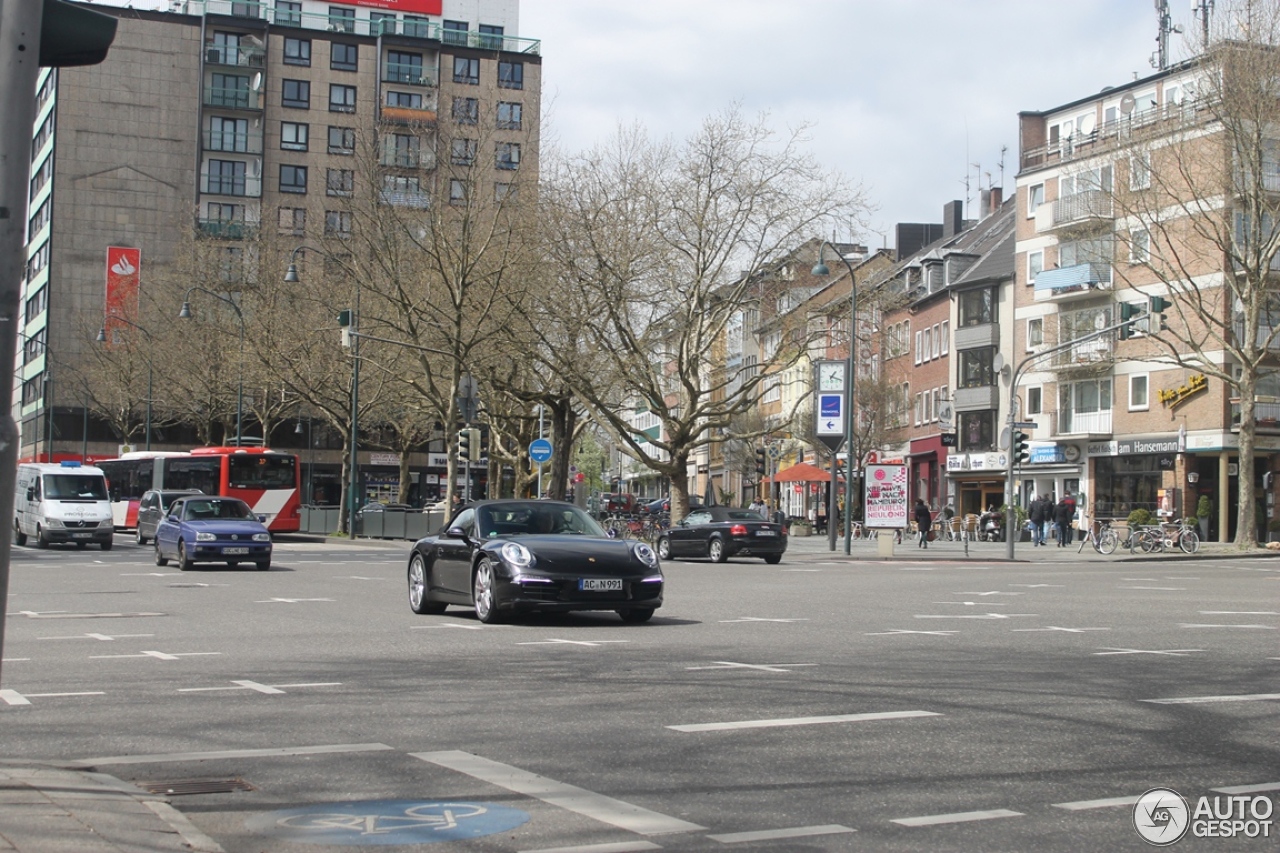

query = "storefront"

[
  {"left": 909, "top": 435, "right": 948, "bottom": 510},
  {"left": 1020, "top": 442, "right": 1083, "bottom": 510},
  {"left": 946, "top": 451, "right": 1009, "bottom": 516},
  {"left": 1088, "top": 437, "right": 1180, "bottom": 521}
]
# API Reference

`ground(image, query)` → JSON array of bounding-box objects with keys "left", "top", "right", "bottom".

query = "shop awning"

[{"left": 764, "top": 462, "right": 840, "bottom": 483}]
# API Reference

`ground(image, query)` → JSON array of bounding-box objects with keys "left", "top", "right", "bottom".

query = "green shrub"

[
  {"left": 1127, "top": 508, "right": 1153, "bottom": 527},
  {"left": 1196, "top": 495, "right": 1212, "bottom": 521}
]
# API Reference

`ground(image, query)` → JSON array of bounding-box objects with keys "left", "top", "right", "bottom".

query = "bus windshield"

[
  {"left": 44, "top": 474, "right": 109, "bottom": 501},
  {"left": 228, "top": 454, "right": 296, "bottom": 489}
]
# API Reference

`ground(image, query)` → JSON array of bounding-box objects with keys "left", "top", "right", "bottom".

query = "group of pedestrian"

[{"left": 1027, "top": 493, "right": 1077, "bottom": 547}]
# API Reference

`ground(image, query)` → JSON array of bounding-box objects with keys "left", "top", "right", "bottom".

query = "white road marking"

[
  {"left": 934, "top": 602, "right": 1010, "bottom": 607},
  {"left": 39, "top": 632, "right": 155, "bottom": 641},
  {"left": 0, "top": 689, "right": 31, "bottom": 705},
  {"left": 915, "top": 613, "right": 1037, "bottom": 620},
  {"left": 891, "top": 809, "right": 1022, "bottom": 827},
  {"left": 517, "top": 639, "right": 631, "bottom": 647},
  {"left": 74, "top": 743, "right": 395, "bottom": 766},
  {"left": 1095, "top": 648, "right": 1203, "bottom": 657},
  {"left": 718, "top": 617, "right": 809, "bottom": 623},
  {"left": 255, "top": 598, "right": 335, "bottom": 603},
  {"left": 1010, "top": 584, "right": 1062, "bottom": 588},
  {"left": 1, "top": 658, "right": 31, "bottom": 662},
  {"left": 954, "top": 591, "right": 1024, "bottom": 596},
  {"left": 1201, "top": 611, "right": 1278, "bottom": 615},
  {"left": 143, "top": 800, "right": 224, "bottom": 853},
  {"left": 413, "top": 750, "right": 706, "bottom": 836},
  {"left": 121, "top": 573, "right": 180, "bottom": 577},
  {"left": 412, "top": 623, "right": 487, "bottom": 630},
  {"left": 865, "top": 629, "right": 959, "bottom": 636},
  {"left": 179, "top": 680, "right": 341, "bottom": 694},
  {"left": 1011, "top": 626, "right": 1110, "bottom": 633},
  {"left": 338, "top": 576, "right": 386, "bottom": 580},
  {"left": 234, "top": 680, "right": 286, "bottom": 694},
  {"left": 1143, "top": 693, "right": 1280, "bottom": 704},
  {"left": 1122, "top": 578, "right": 1157, "bottom": 582},
  {"left": 685, "top": 661, "right": 817, "bottom": 673},
  {"left": 1120, "top": 586, "right": 1186, "bottom": 591},
  {"left": 1053, "top": 795, "right": 1140, "bottom": 810},
  {"left": 1213, "top": 782, "right": 1280, "bottom": 795},
  {"left": 783, "top": 568, "right": 823, "bottom": 572},
  {"left": 90, "top": 650, "right": 221, "bottom": 661},
  {"left": 1180, "top": 623, "right": 1276, "bottom": 630},
  {"left": 12, "top": 610, "right": 164, "bottom": 619},
  {"left": 25, "top": 691, "right": 105, "bottom": 698},
  {"left": 667, "top": 710, "right": 939, "bottom": 733},
  {"left": 520, "top": 842, "right": 662, "bottom": 853},
  {"left": 707, "top": 824, "right": 855, "bottom": 843}
]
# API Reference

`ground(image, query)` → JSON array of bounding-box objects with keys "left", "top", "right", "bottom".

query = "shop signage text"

[{"left": 1158, "top": 373, "right": 1207, "bottom": 410}]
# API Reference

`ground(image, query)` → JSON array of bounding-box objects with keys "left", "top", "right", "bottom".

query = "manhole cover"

[{"left": 138, "top": 778, "right": 254, "bottom": 796}]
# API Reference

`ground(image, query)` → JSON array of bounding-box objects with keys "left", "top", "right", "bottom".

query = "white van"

[{"left": 15, "top": 462, "right": 115, "bottom": 550}]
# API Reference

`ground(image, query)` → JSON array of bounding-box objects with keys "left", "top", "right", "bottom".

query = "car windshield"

[
  {"left": 182, "top": 499, "right": 253, "bottom": 520},
  {"left": 477, "top": 502, "right": 606, "bottom": 538},
  {"left": 43, "top": 474, "right": 109, "bottom": 500}
]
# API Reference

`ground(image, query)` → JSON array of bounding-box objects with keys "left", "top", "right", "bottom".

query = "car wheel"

[
  {"left": 154, "top": 542, "right": 168, "bottom": 567},
  {"left": 177, "top": 540, "right": 194, "bottom": 572},
  {"left": 35, "top": 525, "right": 48, "bottom": 549},
  {"left": 136, "top": 528, "right": 147, "bottom": 546},
  {"left": 656, "top": 536, "right": 671, "bottom": 560},
  {"left": 14, "top": 521, "right": 26, "bottom": 547},
  {"left": 763, "top": 554, "right": 782, "bottom": 564},
  {"left": 255, "top": 559, "right": 270, "bottom": 571},
  {"left": 100, "top": 539, "right": 113, "bottom": 552},
  {"left": 708, "top": 537, "right": 727, "bottom": 563},
  {"left": 408, "top": 552, "right": 446, "bottom": 615},
  {"left": 618, "top": 608, "right": 654, "bottom": 623},
  {"left": 473, "top": 558, "right": 505, "bottom": 624}
]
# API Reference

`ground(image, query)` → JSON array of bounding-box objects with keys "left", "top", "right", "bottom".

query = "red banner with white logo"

[
  {"left": 355, "top": 0, "right": 442, "bottom": 14},
  {"left": 104, "top": 247, "right": 140, "bottom": 338}
]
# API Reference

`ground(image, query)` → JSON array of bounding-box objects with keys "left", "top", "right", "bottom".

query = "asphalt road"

[{"left": 1, "top": 534, "right": 1277, "bottom": 852}]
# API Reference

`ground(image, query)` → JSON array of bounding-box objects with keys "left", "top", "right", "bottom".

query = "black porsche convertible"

[{"left": 406, "top": 500, "right": 664, "bottom": 623}]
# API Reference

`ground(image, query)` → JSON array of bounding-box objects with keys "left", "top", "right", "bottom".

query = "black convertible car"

[
  {"left": 406, "top": 500, "right": 664, "bottom": 623},
  {"left": 657, "top": 506, "right": 788, "bottom": 563}
]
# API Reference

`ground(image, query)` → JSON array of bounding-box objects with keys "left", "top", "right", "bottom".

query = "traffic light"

[
  {"left": 1013, "top": 430, "right": 1030, "bottom": 466},
  {"left": 458, "top": 429, "right": 472, "bottom": 462},
  {"left": 1148, "top": 295, "right": 1171, "bottom": 331},
  {"left": 755, "top": 447, "right": 767, "bottom": 476},
  {"left": 337, "top": 309, "right": 353, "bottom": 347},
  {"left": 40, "top": 0, "right": 119, "bottom": 67},
  {"left": 1118, "top": 302, "right": 1143, "bottom": 340}
]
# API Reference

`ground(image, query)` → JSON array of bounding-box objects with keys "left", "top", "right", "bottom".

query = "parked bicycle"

[{"left": 1078, "top": 519, "right": 1120, "bottom": 555}]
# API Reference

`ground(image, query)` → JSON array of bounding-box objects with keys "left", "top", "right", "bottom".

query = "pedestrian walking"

[
  {"left": 1028, "top": 495, "right": 1048, "bottom": 546},
  {"left": 914, "top": 498, "right": 933, "bottom": 549},
  {"left": 749, "top": 497, "right": 767, "bottom": 517},
  {"left": 1054, "top": 493, "right": 1076, "bottom": 548}
]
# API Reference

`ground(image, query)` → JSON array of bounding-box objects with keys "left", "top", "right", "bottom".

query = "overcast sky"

[{"left": 521, "top": 1, "right": 1211, "bottom": 248}]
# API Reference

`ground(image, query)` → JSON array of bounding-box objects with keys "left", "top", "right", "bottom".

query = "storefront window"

[
  {"left": 1094, "top": 456, "right": 1160, "bottom": 516},
  {"left": 960, "top": 410, "right": 995, "bottom": 452}
]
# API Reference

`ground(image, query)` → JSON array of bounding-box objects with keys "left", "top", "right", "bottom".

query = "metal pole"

[
  {"left": 537, "top": 405, "right": 543, "bottom": 498},
  {"left": 145, "top": 365, "right": 152, "bottom": 450},
  {"left": 827, "top": 447, "right": 838, "bottom": 551},
  {"left": 235, "top": 316, "right": 244, "bottom": 446},
  {"left": 45, "top": 373, "right": 54, "bottom": 462},
  {"left": 348, "top": 298, "right": 360, "bottom": 538},
  {"left": 81, "top": 392, "right": 88, "bottom": 461}
]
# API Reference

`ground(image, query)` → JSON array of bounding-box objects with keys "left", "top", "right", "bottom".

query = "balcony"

[
  {"left": 1050, "top": 336, "right": 1114, "bottom": 372},
  {"left": 203, "top": 85, "right": 261, "bottom": 111},
  {"left": 380, "top": 106, "right": 436, "bottom": 126},
  {"left": 383, "top": 66, "right": 435, "bottom": 87},
  {"left": 202, "top": 129, "right": 263, "bottom": 155},
  {"left": 379, "top": 190, "right": 431, "bottom": 209},
  {"left": 1034, "top": 190, "right": 1113, "bottom": 233},
  {"left": 200, "top": 174, "right": 262, "bottom": 198},
  {"left": 1033, "top": 262, "right": 1111, "bottom": 303},
  {"left": 1053, "top": 408, "right": 1112, "bottom": 437},
  {"left": 1232, "top": 399, "right": 1280, "bottom": 431},
  {"left": 204, "top": 44, "right": 265, "bottom": 68},
  {"left": 197, "top": 219, "right": 257, "bottom": 239}
]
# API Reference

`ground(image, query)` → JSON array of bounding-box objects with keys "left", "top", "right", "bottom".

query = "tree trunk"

[{"left": 1235, "top": 374, "right": 1259, "bottom": 549}]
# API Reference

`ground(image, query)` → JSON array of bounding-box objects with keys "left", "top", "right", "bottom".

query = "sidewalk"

[{"left": 0, "top": 762, "right": 223, "bottom": 853}]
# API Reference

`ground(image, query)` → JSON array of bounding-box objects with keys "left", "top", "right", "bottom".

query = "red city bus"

[{"left": 99, "top": 447, "right": 301, "bottom": 533}]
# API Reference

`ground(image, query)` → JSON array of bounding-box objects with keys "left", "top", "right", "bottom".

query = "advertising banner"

[
  {"left": 355, "top": 0, "right": 443, "bottom": 14},
  {"left": 104, "top": 247, "right": 140, "bottom": 331},
  {"left": 863, "top": 464, "right": 908, "bottom": 528}
]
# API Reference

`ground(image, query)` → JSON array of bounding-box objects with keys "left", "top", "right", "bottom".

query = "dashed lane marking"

[
  {"left": 1, "top": 689, "right": 105, "bottom": 705},
  {"left": 39, "top": 632, "right": 155, "bottom": 641},
  {"left": 685, "top": 661, "right": 817, "bottom": 673},
  {"left": 1143, "top": 692, "right": 1280, "bottom": 704},
  {"left": 1053, "top": 795, "right": 1140, "bottom": 810},
  {"left": 73, "top": 742, "right": 396, "bottom": 766},
  {"left": 11, "top": 610, "right": 165, "bottom": 619},
  {"left": 718, "top": 617, "right": 808, "bottom": 623},
  {"left": 1119, "top": 586, "right": 1186, "bottom": 591},
  {"left": 1011, "top": 626, "right": 1110, "bottom": 633},
  {"left": 413, "top": 750, "right": 706, "bottom": 836},
  {"left": 865, "top": 629, "right": 959, "bottom": 636},
  {"left": 90, "top": 650, "right": 221, "bottom": 661},
  {"left": 1213, "top": 782, "right": 1280, "bottom": 795},
  {"left": 520, "top": 842, "right": 662, "bottom": 853},
  {"left": 179, "top": 680, "right": 341, "bottom": 695},
  {"left": 517, "top": 639, "right": 630, "bottom": 648},
  {"left": 1094, "top": 648, "right": 1203, "bottom": 657},
  {"left": 915, "top": 613, "right": 1038, "bottom": 620},
  {"left": 891, "top": 809, "right": 1022, "bottom": 827},
  {"left": 707, "top": 824, "right": 855, "bottom": 843},
  {"left": 667, "top": 710, "right": 939, "bottom": 733},
  {"left": 1179, "top": 623, "right": 1276, "bottom": 630},
  {"left": 255, "top": 598, "right": 335, "bottom": 604}
]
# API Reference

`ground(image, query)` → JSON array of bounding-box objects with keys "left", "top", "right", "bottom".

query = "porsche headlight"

[
  {"left": 501, "top": 541, "right": 535, "bottom": 569},
  {"left": 196, "top": 532, "right": 216, "bottom": 542},
  {"left": 631, "top": 542, "right": 658, "bottom": 568}
]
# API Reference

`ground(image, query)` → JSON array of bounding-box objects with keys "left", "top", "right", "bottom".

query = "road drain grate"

[{"left": 138, "top": 778, "right": 255, "bottom": 796}]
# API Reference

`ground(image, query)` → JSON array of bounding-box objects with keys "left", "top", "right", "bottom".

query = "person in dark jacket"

[
  {"left": 1054, "top": 494, "right": 1077, "bottom": 547},
  {"left": 1028, "top": 495, "right": 1048, "bottom": 546},
  {"left": 913, "top": 498, "right": 933, "bottom": 548}
]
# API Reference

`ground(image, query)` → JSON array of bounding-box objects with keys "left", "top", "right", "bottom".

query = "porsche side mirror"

[{"left": 445, "top": 526, "right": 468, "bottom": 539}]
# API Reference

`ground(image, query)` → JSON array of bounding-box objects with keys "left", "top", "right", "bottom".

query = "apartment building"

[
  {"left": 18, "top": 0, "right": 540, "bottom": 502},
  {"left": 1014, "top": 53, "right": 1277, "bottom": 542}
]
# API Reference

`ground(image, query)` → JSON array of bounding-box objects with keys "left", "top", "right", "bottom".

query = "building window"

[
  {"left": 1130, "top": 152, "right": 1151, "bottom": 191},
  {"left": 959, "top": 410, "right": 995, "bottom": 453},
  {"left": 453, "top": 57, "right": 479, "bottom": 85},
  {"left": 22, "top": 328, "right": 46, "bottom": 364},
  {"left": 931, "top": 323, "right": 940, "bottom": 359},
  {"left": 958, "top": 287, "right": 996, "bottom": 326},
  {"left": 206, "top": 202, "right": 242, "bottom": 223},
  {"left": 1027, "top": 182, "right": 1044, "bottom": 216},
  {"left": 328, "top": 126, "right": 355, "bottom": 154},
  {"left": 278, "top": 206, "right": 305, "bottom": 235},
  {"left": 324, "top": 210, "right": 352, "bottom": 237},
  {"left": 1131, "top": 228, "right": 1150, "bottom": 264},
  {"left": 370, "top": 12, "right": 396, "bottom": 36},
  {"left": 283, "top": 37, "right": 310, "bottom": 66},
  {"left": 478, "top": 23, "right": 504, "bottom": 50},
  {"left": 1129, "top": 374, "right": 1149, "bottom": 411},
  {"left": 328, "top": 6, "right": 355, "bottom": 33},
  {"left": 209, "top": 116, "right": 248, "bottom": 152},
  {"left": 495, "top": 142, "right": 521, "bottom": 170},
  {"left": 280, "top": 164, "right": 308, "bottom": 194},
  {"left": 959, "top": 347, "right": 995, "bottom": 389},
  {"left": 1027, "top": 386, "right": 1042, "bottom": 415},
  {"left": 497, "top": 60, "right": 523, "bottom": 90},
  {"left": 1027, "top": 317, "right": 1044, "bottom": 349},
  {"left": 326, "top": 168, "right": 354, "bottom": 196},
  {"left": 923, "top": 326, "right": 932, "bottom": 362},
  {"left": 451, "top": 138, "right": 476, "bottom": 166},
  {"left": 1059, "top": 378, "right": 1112, "bottom": 433},
  {"left": 496, "top": 101, "right": 522, "bottom": 130},
  {"left": 914, "top": 330, "right": 922, "bottom": 364},
  {"left": 452, "top": 97, "right": 478, "bottom": 125},
  {"left": 329, "top": 84, "right": 356, "bottom": 113},
  {"left": 280, "top": 121, "right": 308, "bottom": 151},
  {"left": 1027, "top": 250, "right": 1043, "bottom": 286},
  {"left": 207, "top": 159, "right": 247, "bottom": 195},
  {"left": 443, "top": 19, "right": 468, "bottom": 45},
  {"left": 385, "top": 50, "right": 423, "bottom": 84},
  {"left": 449, "top": 179, "right": 466, "bottom": 204},
  {"left": 215, "top": 246, "right": 244, "bottom": 283},
  {"left": 282, "top": 78, "right": 310, "bottom": 109},
  {"left": 385, "top": 133, "right": 420, "bottom": 167},
  {"left": 209, "top": 72, "right": 251, "bottom": 108},
  {"left": 495, "top": 182, "right": 517, "bottom": 202},
  {"left": 276, "top": 1, "right": 301, "bottom": 27},
  {"left": 385, "top": 91, "right": 423, "bottom": 109},
  {"left": 404, "top": 15, "right": 429, "bottom": 38},
  {"left": 331, "top": 42, "right": 357, "bottom": 71},
  {"left": 24, "top": 286, "right": 47, "bottom": 324},
  {"left": 939, "top": 320, "right": 949, "bottom": 355}
]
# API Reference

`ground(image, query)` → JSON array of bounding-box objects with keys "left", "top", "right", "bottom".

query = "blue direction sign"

[
  {"left": 529, "top": 438, "right": 553, "bottom": 464},
  {"left": 245, "top": 799, "right": 529, "bottom": 845},
  {"left": 816, "top": 393, "right": 845, "bottom": 435}
]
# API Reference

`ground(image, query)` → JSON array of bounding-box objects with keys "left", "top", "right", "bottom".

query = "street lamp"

[
  {"left": 178, "top": 287, "right": 246, "bottom": 447},
  {"left": 97, "top": 317, "right": 154, "bottom": 451},
  {"left": 812, "top": 242, "right": 858, "bottom": 555}
]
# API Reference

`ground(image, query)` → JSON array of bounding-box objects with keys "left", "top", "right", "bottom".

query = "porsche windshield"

[{"left": 477, "top": 503, "right": 605, "bottom": 538}]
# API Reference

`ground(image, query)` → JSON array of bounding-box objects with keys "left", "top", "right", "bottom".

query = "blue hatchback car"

[{"left": 154, "top": 496, "right": 272, "bottom": 571}]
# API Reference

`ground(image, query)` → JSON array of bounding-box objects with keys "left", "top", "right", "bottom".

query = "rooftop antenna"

[
  {"left": 1193, "top": 0, "right": 1214, "bottom": 51},
  {"left": 1151, "top": 0, "right": 1183, "bottom": 70}
]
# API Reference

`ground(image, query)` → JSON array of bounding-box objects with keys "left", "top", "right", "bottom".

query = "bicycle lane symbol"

[{"left": 245, "top": 800, "right": 530, "bottom": 845}]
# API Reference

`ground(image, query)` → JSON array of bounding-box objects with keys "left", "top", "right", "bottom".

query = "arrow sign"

[
  {"left": 529, "top": 438, "right": 552, "bottom": 464},
  {"left": 816, "top": 393, "right": 844, "bottom": 436}
]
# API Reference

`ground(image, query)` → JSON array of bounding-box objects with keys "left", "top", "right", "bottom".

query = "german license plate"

[
  {"left": 580, "top": 578, "right": 622, "bottom": 592},
  {"left": 756, "top": 529, "right": 777, "bottom": 537},
  {"left": 223, "top": 547, "right": 249, "bottom": 555},
  {"left": 72, "top": 532, "right": 92, "bottom": 538}
]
